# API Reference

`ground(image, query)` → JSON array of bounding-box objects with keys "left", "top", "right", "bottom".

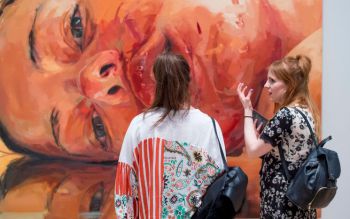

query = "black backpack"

[
  {"left": 278, "top": 107, "right": 341, "bottom": 210},
  {"left": 192, "top": 118, "right": 248, "bottom": 219}
]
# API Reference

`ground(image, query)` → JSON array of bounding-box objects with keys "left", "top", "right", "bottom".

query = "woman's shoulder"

[
  {"left": 186, "top": 108, "right": 214, "bottom": 124},
  {"left": 188, "top": 107, "right": 208, "bottom": 117},
  {"left": 131, "top": 108, "right": 212, "bottom": 127},
  {"left": 274, "top": 107, "right": 293, "bottom": 118},
  {"left": 127, "top": 112, "right": 152, "bottom": 128},
  {"left": 283, "top": 106, "right": 312, "bottom": 117},
  {"left": 276, "top": 106, "right": 310, "bottom": 116},
  {"left": 276, "top": 106, "right": 314, "bottom": 126},
  {"left": 130, "top": 112, "right": 145, "bottom": 123}
]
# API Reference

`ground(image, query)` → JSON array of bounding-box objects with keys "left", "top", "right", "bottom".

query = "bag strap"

[
  {"left": 277, "top": 144, "right": 292, "bottom": 181},
  {"left": 199, "top": 117, "right": 227, "bottom": 219},
  {"left": 275, "top": 107, "right": 292, "bottom": 181},
  {"left": 211, "top": 117, "right": 229, "bottom": 171},
  {"left": 294, "top": 107, "right": 332, "bottom": 147},
  {"left": 293, "top": 107, "right": 318, "bottom": 146},
  {"left": 294, "top": 107, "right": 332, "bottom": 148}
]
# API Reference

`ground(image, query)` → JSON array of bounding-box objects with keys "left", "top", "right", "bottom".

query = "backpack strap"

[
  {"left": 211, "top": 117, "right": 229, "bottom": 172},
  {"left": 206, "top": 117, "right": 228, "bottom": 217},
  {"left": 293, "top": 107, "right": 318, "bottom": 146},
  {"left": 276, "top": 107, "right": 292, "bottom": 181}
]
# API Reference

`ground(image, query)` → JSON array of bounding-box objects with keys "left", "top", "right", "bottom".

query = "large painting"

[{"left": 0, "top": 0, "right": 322, "bottom": 218}]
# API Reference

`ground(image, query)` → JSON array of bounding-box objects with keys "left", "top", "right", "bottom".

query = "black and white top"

[{"left": 259, "top": 107, "right": 317, "bottom": 219}]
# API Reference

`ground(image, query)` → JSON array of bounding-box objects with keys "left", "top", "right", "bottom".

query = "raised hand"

[{"left": 236, "top": 82, "right": 254, "bottom": 112}]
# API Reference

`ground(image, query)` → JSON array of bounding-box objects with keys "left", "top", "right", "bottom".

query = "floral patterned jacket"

[{"left": 114, "top": 108, "right": 226, "bottom": 219}]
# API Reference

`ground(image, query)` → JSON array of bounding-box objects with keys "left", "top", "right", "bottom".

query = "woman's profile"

[{"left": 237, "top": 55, "right": 319, "bottom": 218}]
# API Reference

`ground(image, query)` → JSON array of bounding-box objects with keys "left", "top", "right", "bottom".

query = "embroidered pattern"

[
  {"left": 162, "top": 141, "right": 221, "bottom": 218},
  {"left": 115, "top": 139, "right": 222, "bottom": 219},
  {"left": 115, "top": 195, "right": 134, "bottom": 218},
  {"left": 115, "top": 163, "right": 138, "bottom": 218}
]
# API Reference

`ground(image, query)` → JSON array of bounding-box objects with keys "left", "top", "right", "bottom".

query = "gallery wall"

[{"left": 322, "top": 0, "right": 350, "bottom": 218}]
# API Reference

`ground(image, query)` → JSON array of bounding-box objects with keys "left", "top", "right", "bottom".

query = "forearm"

[
  {"left": 237, "top": 83, "right": 272, "bottom": 157},
  {"left": 243, "top": 109, "right": 273, "bottom": 157},
  {"left": 243, "top": 110, "right": 260, "bottom": 157}
]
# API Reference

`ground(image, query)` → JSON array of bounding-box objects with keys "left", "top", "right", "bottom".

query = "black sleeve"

[{"left": 260, "top": 107, "right": 293, "bottom": 147}]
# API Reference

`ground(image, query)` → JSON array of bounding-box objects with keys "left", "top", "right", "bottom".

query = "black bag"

[
  {"left": 278, "top": 107, "right": 341, "bottom": 210},
  {"left": 192, "top": 118, "right": 248, "bottom": 219}
]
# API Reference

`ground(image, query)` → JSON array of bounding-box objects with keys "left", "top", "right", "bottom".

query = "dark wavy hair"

[{"left": 145, "top": 52, "right": 191, "bottom": 126}]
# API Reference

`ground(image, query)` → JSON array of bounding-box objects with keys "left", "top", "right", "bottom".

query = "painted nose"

[{"left": 79, "top": 50, "right": 127, "bottom": 104}]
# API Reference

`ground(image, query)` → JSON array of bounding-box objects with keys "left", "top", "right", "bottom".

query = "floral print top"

[
  {"left": 114, "top": 108, "right": 226, "bottom": 219},
  {"left": 259, "top": 107, "right": 317, "bottom": 219}
]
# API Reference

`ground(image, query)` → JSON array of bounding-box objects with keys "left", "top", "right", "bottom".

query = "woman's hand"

[
  {"left": 237, "top": 82, "right": 254, "bottom": 115},
  {"left": 237, "top": 82, "right": 273, "bottom": 157},
  {"left": 254, "top": 119, "right": 264, "bottom": 137}
]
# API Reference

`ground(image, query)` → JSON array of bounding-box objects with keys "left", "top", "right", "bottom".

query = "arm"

[
  {"left": 243, "top": 113, "right": 272, "bottom": 158},
  {"left": 115, "top": 162, "right": 138, "bottom": 219},
  {"left": 237, "top": 83, "right": 273, "bottom": 158},
  {"left": 115, "top": 118, "right": 140, "bottom": 218}
]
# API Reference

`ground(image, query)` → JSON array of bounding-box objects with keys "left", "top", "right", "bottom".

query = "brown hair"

[
  {"left": 268, "top": 55, "right": 321, "bottom": 137},
  {"left": 145, "top": 52, "right": 191, "bottom": 126}
]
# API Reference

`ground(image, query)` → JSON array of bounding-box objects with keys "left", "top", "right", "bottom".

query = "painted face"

[
  {"left": 0, "top": 0, "right": 141, "bottom": 161},
  {"left": 0, "top": 0, "right": 322, "bottom": 160},
  {"left": 264, "top": 71, "right": 288, "bottom": 104}
]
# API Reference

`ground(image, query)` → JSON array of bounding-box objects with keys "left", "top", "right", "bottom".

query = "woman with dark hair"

[
  {"left": 114, "top": 52, "right": 226, "bottom": 218},
  {"left": 237, "top": 55, "right": 319, "bottom": 218}
]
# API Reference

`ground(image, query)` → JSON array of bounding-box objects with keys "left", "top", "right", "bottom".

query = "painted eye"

[
  {"left": 79, "top": 183, "right": 104, "bottom": 218},
  {"left": 89, "top": 184, "right": 104, "bottom": 212},
  {"left": 71, "top": 5, "right": 83, "bottom": 48},
  {"left": 92, "top": 111, "right": 107, "bottom": 149}
]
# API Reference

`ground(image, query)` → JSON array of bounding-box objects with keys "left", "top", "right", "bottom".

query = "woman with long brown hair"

[
  {"left": 237, "top": 55, "right": 320, "bottom": 218},
  {"left": 114, "top": 52, "right": 227, "bottom": 218}
]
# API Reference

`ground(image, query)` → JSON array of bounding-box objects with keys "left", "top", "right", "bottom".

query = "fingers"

[
  {"left": 242, "top": 85, "right": 247, "bottom": 95},
  {"left": 257, "top": 122, "right": 263, "bottom": 132},
  {"left": 252, "top": 119, "right": 264, "bottom": 137},
  {"left": 237, "top": 82, "right": 254, "bottom": 109},
  {"left": 247, "top": 88, "right": 253, "bottom": 99},
  {"left": 253, "top": 119, "right": 259, "bottom": 136},
  {"left": 237, "top": 83, "right": 246, "bottom": 102},
  {"left": 237, "top": 82, "right": 243, "bottom": 92},
  {"left": 237, "top": 82, "right": 253, "bottom": 98},
  {"left": 237, "top": 83, "right": 245, "bottom": 96}
]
